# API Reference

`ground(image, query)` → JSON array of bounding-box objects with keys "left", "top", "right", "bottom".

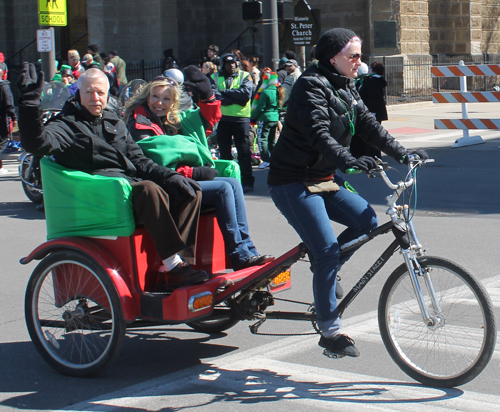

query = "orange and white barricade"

[{"left": 431, "top": 60, "right": 500, "bottom": 147}]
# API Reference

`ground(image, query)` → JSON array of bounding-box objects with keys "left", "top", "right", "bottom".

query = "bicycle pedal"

[{"left": 323, "top": 349, "right": 346, "bottom": 359}]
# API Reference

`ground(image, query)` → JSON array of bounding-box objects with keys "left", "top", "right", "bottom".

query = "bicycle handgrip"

[{"left": 345, "top": 168, "right": 363, "bottom": 175}]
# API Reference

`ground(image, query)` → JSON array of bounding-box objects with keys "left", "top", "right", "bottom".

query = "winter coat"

[
  {"left": 251, "top": 85, "right": 280, "bottom": 122},
  {"left": 0, "top": 80, "right": 16, "bottom": 137},
  {"left": 110, "top": 55, "right": 128, "bottom": 86},
  {"left": 268, "top": 62, "right": 407, "bottom": 186},
  {"left": 357, "top": 74, "right": 388, "bottom": 123},
  {"left": 18, "top": 95, "right": 177, "bottom": 187},
  {"left": 282, "top": 67, "right": 302, "bottom": 105}
]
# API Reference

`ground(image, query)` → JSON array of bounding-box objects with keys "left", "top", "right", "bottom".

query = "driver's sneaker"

[
  {"left": 159, "top": 262, "right": 209, "bottom": 289},
  {"left": 0, "top": 167, "right": 10, "bottom": 175},
  {"left": 319, "top": 334, "right": 360, "bottom": 357}
]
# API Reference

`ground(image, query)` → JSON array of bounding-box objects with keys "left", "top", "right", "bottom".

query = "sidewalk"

[{"left": 384, "top": 101, "right": 500, "bottom": 149}]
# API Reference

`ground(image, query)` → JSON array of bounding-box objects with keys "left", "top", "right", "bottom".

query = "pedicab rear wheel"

[{"left": 25, "top": 250, "right": 126, "bottom": 377}]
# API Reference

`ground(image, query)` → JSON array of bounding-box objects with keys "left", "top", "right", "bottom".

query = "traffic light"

[
  {"left": 242, "top": 1, "right": 262, "bottom": 20},
  {"left": 278, "top": 1, "right": 294, "bottom": 20}
]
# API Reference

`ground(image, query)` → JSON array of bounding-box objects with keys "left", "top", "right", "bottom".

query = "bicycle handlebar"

[{"left": 346, "top": 156, "right": 435, "bottom": 190}]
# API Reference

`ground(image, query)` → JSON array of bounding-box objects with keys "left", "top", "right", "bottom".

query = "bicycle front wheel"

[{"left": 379, "top": 256, "right": 496, "bottom": 387}]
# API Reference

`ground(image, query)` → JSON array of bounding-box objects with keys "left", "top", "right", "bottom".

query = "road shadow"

[
  {"left": 0, "top": 201, "right": 45, "bottom": 220},
  {"left": 55, "top": 364, "right": 465, "bottom": 411},
  {"left": 0, "top": 328, "right": 236, "bottom": 411},
  {"left": 250, "top": 145, "right": 500, "bottom": 215}
]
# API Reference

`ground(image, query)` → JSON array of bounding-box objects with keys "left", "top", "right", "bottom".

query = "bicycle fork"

[{"left": 400, "top": 212, "right": 444, "bottom": 328}]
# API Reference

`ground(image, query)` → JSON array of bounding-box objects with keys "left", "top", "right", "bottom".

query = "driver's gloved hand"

[
  {"left": 402, "top": 149, "right": 429, "bottom": 164},
  {"left": 343, "top": 155, "right": 379, "bottom": 173},
  {"left": 17, "top": 62, "right": 45, "bottom": 106},
  {"left": 163, "top": 174, "right": 200, "bottom": 203},
  {"left": 183, "top": 65, "right": 214, "bottom": 101},
  {"left": 192, "top": 166, "right": 218, "bottom": 181}
]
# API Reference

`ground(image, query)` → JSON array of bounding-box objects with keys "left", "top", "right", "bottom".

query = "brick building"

[{"left": 1, "top": 0, "right": 499, "bottom": 69}]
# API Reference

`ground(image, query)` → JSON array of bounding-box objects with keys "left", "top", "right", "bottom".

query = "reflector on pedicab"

[
  {"left": 188, "top": 291, "right": 214, "bottom": 312},
  {"left": 271, "top": 269, "right": 291, "bottom": 287}
]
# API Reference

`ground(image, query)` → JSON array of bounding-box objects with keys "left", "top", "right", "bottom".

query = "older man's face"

[
  {"left": 79, "top": 75, "right": 109, "bottom": 116},
  {"left": 68, "top": 55, "right": 79, "bottom": 68}
]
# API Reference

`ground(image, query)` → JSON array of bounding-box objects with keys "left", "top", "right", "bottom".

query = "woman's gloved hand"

[
  {"left": 192, "top": 166, "right": 218, "bottom": 181},
  {"left": 402, "top": 149, "right": 429, "bottom": 164},
  {"left": 17, "top": 62, "right": 45, "bottom": 106},
  {"left": 342, "top": 155, "right": 379, "bottom": 173},
  {"left": 163, "top": 174, "right": 201, "bottom": 202},
  {"left": 183, "top": 65, "right": 214, "bottom": 101}
]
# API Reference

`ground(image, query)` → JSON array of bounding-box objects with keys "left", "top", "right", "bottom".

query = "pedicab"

[{"left": 22, "top": 157, "right": 303, "bottom": 377}]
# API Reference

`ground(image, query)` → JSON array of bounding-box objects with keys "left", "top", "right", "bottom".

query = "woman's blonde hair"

[
  {"left": 123, "top": 77, "right": 182, "bottom": 135},
  {"left": 202, "top": 61, "right": 217, "bottom": 76}
]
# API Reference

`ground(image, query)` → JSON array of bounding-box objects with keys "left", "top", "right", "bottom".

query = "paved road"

[{"left": 1, "top": 102, "right": 499, "bottom": 411}]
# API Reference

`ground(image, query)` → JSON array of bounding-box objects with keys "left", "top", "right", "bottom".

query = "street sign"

[
  {"left": 284, "top": 0, "right": 320, "bottom": 47},
  {"left": 38, "top": 0, "right": 67, "bottom": 26},
  {"left": 37, "top": 29, "right": 53, "bottom": 52}
]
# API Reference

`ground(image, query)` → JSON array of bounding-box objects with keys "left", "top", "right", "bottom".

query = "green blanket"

[{"left": 137, "top": 107, "right": 240, "bottom": 180}]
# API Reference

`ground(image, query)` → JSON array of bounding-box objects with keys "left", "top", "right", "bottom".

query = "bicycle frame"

[{"left": 259, "top": 158, "right": 442, "bottom": 330}]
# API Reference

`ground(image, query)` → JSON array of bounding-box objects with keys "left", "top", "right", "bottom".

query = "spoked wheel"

[
  {"left": 25, "top": 250, "right": 126, "bottom": 377},
  {"left": 379, "top": 256, "right": 496, "bottom": 387},
  {"left": 187, "top": 302, "right": 239, "bottom": 333}
]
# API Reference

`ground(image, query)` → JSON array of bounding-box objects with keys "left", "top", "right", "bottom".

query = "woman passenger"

[{"left": 124, "top": 66, "right": 273, "bottom": 270}]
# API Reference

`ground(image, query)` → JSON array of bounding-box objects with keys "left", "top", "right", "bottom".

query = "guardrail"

[{"left": 431, "top": 60, "right": 500, "bottom": 147}]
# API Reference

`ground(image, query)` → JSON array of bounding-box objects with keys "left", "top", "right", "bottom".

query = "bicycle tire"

[
  {"left": 187, "top": 303, "right": 240, "bottom": 333},
  {"left": 378, "top": 256, "right": 496, "bottom": 387},
  {"left": 25, "top": 250, "right": 126, "bottom": 377}
]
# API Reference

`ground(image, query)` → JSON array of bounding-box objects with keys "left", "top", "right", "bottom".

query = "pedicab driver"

[
  {"left": 17, "top": 63, "right": 208, "bottom": 289},
  {"left": 267, "top": 29, "right": 428, "bottom": 358}
]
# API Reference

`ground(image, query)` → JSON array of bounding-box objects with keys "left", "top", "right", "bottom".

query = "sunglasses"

[
  {"left": 152, "top": 75, "right": 178, "bottom": 86},
  {"left": 345, "top": 53, "right": 362, "bottom": 61}
]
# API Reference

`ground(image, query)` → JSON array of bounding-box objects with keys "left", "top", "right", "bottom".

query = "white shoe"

[
  {"left": 258, "top": 161, "right": 270, "bottom": 169},
  {"left": 0, "top": 167, "right": 10, "bottom": 175}
]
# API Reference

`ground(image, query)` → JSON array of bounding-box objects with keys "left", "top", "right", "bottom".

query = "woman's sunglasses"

[
  {"left": 345, "top": 53, "right": 362, "bottom": 61},
  {"left": 152, "top": 75, "right": 178, "bottom": 86}
]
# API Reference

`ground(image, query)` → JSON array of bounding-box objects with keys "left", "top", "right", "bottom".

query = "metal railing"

[{"left": 383, "top": 53, "right": 500, "bottom": 105}]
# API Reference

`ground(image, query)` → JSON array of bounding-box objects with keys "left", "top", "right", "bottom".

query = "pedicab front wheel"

[{"left": 25, "top": 250, "right": 126, "bottom": 377}]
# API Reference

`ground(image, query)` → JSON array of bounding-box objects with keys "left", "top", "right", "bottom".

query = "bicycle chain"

[{"left": 249, "top": 297, "right": 321, "bottom": 336}]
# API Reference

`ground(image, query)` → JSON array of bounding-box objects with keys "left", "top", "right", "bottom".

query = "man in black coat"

[
  {"left": 0, "top": 67, "right": 17, "bottom": 174},
  {"left": 17, "top": 63, "right": 208, "bottom": 288}
]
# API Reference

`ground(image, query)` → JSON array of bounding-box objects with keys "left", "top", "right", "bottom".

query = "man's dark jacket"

[
  {"left": 18, "top": 95, "right": 177, "bottom": 186},
  {"left": 0, "top": 80, "right": 16, "bottom": 137},
  {"left": 268, "top": 62, "right": 407, "bottom": 185}
]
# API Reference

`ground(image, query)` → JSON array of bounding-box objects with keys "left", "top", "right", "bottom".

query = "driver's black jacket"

[
  {"left": 268, "top": 62, "right": 408, "bottom": 186},
  {"left": 18, "top": 96, "right": 177, "bottom": 186}
]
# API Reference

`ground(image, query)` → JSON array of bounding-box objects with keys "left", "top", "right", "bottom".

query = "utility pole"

[{"left": 262, "top": 0, "right": 279, "bottom": 71}]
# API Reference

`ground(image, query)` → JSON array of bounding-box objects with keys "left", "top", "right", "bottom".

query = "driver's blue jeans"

[
  {"left": 269, "top": 181, "right": 378, "bottom": 336},
  {"left": 199, "top": 177, "right": 258, "bottom": 269}
]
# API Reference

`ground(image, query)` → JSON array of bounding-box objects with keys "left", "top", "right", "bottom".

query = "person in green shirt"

[{"left": 250, "top": 70, "right": 284, "bottom": 169}]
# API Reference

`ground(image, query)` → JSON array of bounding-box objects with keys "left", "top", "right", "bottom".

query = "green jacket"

[{"left": 251, "top": 85, "right": 280, "bottom": 122}]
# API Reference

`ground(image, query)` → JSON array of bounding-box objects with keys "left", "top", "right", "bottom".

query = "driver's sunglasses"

[
  {"left": 152, "top": 76, "right": 178, "bottom": 86},
  {"left": 346, "top": 53, "right": 362, "bottom": 61}
]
